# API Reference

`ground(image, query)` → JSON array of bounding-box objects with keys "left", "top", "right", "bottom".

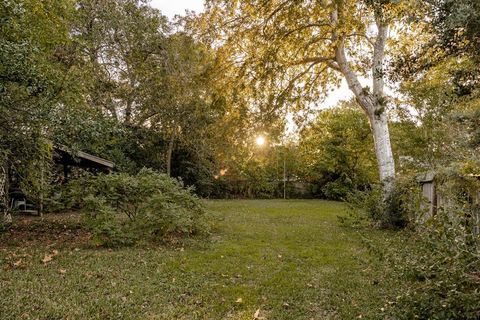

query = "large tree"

[
  {"left": 69, "top": 1, "right": 229, "bottom": 177},
  {"left": 192, "top": 0, "right": 410, "bottom": 193}
]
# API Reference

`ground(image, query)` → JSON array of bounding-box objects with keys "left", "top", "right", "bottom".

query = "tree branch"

[
  {"left": 372, "top": 8, "right": 388, "bottom": 99},
  {"left": 345, "top": 33, "right": 375, "bottom": 47},
  {"left": 330, "top": 5, "right": 374, "bottom": 114},
  {"left": 277, "top": 61, "right": 324, "bottom": 100},
  {"left": 279, "top": 22, "right": 331, "bottom": 39},
  {"left": 288, "top": 56, "right": 335, "bottom": 66}
]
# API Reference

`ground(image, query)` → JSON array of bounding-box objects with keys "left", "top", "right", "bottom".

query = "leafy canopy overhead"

[{"left": 193, "top": 0, "right": 411, "bottom": 121}]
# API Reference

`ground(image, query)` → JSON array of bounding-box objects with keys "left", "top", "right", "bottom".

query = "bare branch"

[
  {"left": 288, "top": 56, "right": 335, "bottom": 66},
  {"left": 279, "top": 22, "right": 331, "bottom": 39},
  {"left": 326, "top": 61, "right": 341, "bottom": 72},
  {"left": 345, "top": 33, "right": 375, "bottom": 47}
]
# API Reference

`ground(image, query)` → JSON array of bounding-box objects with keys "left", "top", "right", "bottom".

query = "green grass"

[{"left": 0, "top": 200, "right": 395, "bottom": 319}]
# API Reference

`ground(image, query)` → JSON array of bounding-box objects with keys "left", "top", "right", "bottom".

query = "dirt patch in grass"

[{"left": 0, "top": 212, "right": 91, "bottom": 250}]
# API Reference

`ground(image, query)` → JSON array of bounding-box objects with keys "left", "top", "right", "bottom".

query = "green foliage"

[
  {"left": 356, "top": 172, "right": 480, "bottom": 318},
  {"left": 77, "top": 169, "right": 211, "bottom": 246},
  {"left": 298, "top": 103, "right": 378, "bottom": 200},
  {"left": 392, "top": 56, "right": 480, "bottom": 173},
  {"left": 321, "top": 178, "right": 356, "bottom": 201},
  {"left": 15, "top": 139, "right": 53, "bottom": 204},
  {"left": 1, "top": 0, "right": 231, "bottom": 199},
  {"left": 83, "top": 195, "right": 135, "bottom": 247},
  {"left": 428, "top": 0, "right": 480, "bottom": 62},
  {"left": 392, "top": 0, "right": 480, "bottom": 175},
  {"left": 343, "top": 175, "right": 423, "bottom": 229},
  {"left": 380, "top": 212, "right": 480, "bottom": 319},
  {"left": 0, "top": 0, "right": 71, "bottom": 201}
]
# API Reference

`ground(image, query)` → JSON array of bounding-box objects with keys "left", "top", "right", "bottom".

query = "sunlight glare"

[{"left": 256, "top": 136, "right": 266, "bottom": 146}]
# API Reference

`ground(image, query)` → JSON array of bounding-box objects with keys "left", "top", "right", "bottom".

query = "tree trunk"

[
  {"left": 166, "top": 128, "right": 176, "bottom": 177},
  {"left": 368, "top": 110, "right": 395, "bottom": 191},
  {"left": 332, "top": 5, "right": 396, "bottom": 192},
  {"left": 1, "top": 159, "right": 11, "bottom": 224}
]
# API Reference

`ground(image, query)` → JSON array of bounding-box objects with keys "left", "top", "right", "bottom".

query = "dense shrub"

[
  {"left": 380, "top": 211, "right": 480, "bottom": 319},
  {"left": 321, "top": 178, "right": 355, "bottom": 201},
  {"left": 75, "top": 169, "right": 211, "bottom": 246},
  {"left": 342, "top": 176, "right": 422, "bottom": 229},
  {"left": 357, "top": 172, "right": 480, "bottom": 319},
  {"left": 83, "top": 195, "right": 136, "bottom": 246}
]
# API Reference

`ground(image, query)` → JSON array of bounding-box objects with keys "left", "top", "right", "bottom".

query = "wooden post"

[
  {"left": 431, "top": 179, "right": 437, "bottom": 216},
  {"left": 39, "top": 164, "right": 44, "bottom": 217}
]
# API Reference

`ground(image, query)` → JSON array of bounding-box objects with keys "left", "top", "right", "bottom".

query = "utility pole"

[{"left": 283, "top": 153, "right": 286, "bottom": 199}]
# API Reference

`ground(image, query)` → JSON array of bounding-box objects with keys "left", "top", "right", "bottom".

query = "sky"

[{"left": 149, "top": 0, "right": 204, "bottom": 19}]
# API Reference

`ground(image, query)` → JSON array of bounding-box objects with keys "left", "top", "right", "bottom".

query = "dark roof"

[{"left": 54, "top": 145, "right": 114, "bottom": 170}]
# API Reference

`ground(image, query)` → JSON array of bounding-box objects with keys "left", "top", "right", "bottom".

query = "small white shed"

[{"left": 418, "top": 172, "right": 480, "bottom": 233}]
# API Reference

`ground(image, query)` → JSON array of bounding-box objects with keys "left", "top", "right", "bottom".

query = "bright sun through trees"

[{"left": 255, "top": 136, "right": 266, "bottom": 147}]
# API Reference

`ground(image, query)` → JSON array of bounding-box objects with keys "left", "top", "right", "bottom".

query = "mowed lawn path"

[{"left": 0, "top": 200, "right": 393, "bottom": 319}]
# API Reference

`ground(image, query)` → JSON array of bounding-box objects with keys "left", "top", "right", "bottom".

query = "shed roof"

[
  {"left": 417, "top": 172, "right": 436, "bottom": 183},
  {"left": 54, "top": 145, "right": 114, "bottom": 170}
]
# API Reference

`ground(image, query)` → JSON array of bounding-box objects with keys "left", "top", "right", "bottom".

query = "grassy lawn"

[{"left": 0, "top": 200, "right": 395, "bottom": 319}]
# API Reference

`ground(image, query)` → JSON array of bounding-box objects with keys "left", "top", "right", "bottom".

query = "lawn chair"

[{"left": 9, "top": 189, "right": 38, "bottom": 215}]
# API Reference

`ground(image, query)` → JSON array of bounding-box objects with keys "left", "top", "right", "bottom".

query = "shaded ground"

[
  {"left": 1, "top": 212, "right": 89, "bottom": 250},
  {"left": 0, "top": 200, "right": 395, "bottom": 319}
]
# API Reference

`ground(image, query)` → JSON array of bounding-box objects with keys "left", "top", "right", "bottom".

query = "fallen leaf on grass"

[
  {"left": 42, "top": 250, "right": 59, "bottom": 264},
  {"left": 235, "top": 298, "right": 243, "bottom": 304},
  {"left": 253, "top": 308, "right": 265, "bottom": 319},
  {"left": 42, "top": 255, "right": 53, "bottom": 264},
  {"left": 13, "top": 259, "right": 23, "bottom": 267},
  {"left": 59, "top": 269, "right": 67, "bottom": 275}
]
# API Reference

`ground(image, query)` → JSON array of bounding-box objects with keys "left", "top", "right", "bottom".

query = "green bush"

[
  {"left": 321, "top": 178, "right": 354, "bottom": 201},
  {"left": 359, "top": 172, "right": 480, "bottom": 319},
  {"left": 382, "top": 211, "right": 480, "bottom": 319},
  {"left": 342, "top": 176, "right": 423, "bottom": 229},
  {"left": 77, "top": 168, "right": 211, "bottom": 246},
  {"left": 83, "top": 195, "right": 136, "bottom": 247}
]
